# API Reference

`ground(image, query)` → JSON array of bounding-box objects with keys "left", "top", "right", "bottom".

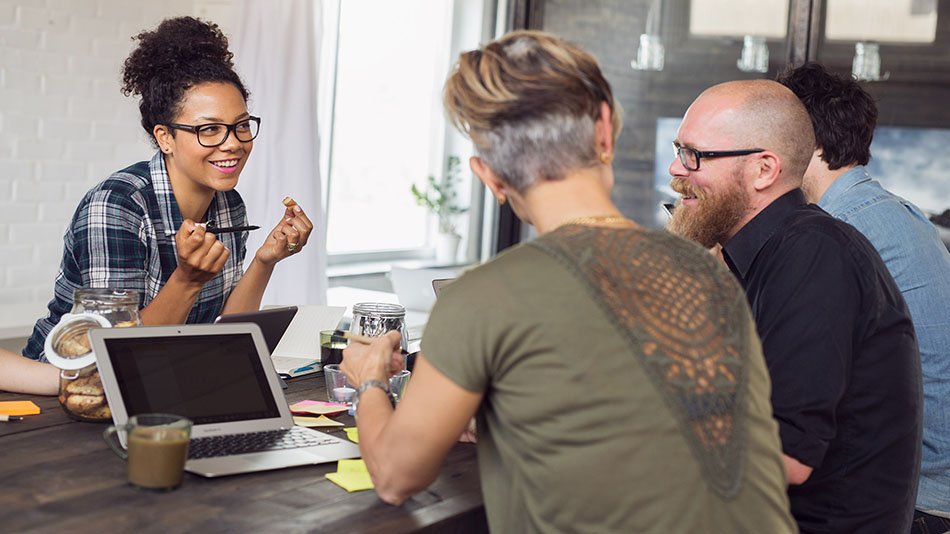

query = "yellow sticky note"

[
  {"left": 325, "top": 459, "right": 374, "bottom": 492},
  {"left": 293, "top": 405, "right": 348, "bottom": 416},
  {"left": 344, "top": 427, "right": 359, "bottom": 443},
  {"left": 337, "top": 459, "right": 367, "bottom": 473},
  {"left": 0, "top": 400, "right": 41, "bottom": 416},
  {"left": 293, "top": 415, "right": 344, "bottom": 428}
]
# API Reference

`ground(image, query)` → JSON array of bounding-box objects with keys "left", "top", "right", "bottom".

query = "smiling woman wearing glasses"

[{"left": 21, "top": 17, "right": 313, "bottom": 362}]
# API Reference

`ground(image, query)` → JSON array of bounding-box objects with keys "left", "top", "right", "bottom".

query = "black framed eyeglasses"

[
  {"left": 166, "top": 116, "right": 261, "bottom": 148},
  {"left": 673, "top": 142, "right": 764, "bottom": 171}
]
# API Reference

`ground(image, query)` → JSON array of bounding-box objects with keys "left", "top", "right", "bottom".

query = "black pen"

[
  {"left": 0, "top": 415, "right": 23, "bottom": 422},
  {"left": 207, "top": 225, "right": 260, "bottom": 234},
  {"left": 193, "top": 223, "right": 261, "bottom": 234}
]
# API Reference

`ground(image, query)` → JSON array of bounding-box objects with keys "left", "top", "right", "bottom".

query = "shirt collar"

[
  {"left": 817, "top": 165, "right": 870, "bottom": 211},
  {"left": 149, "top": 151, "right": 181, "bottom": 237},
  {"left": 148, "top": 151, "right": 240, "bottom": 237},
  {"left": 723, "top": 188, "right": 807, "bottom": 280}
]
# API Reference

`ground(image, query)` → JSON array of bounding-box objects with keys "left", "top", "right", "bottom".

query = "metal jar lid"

[{"left": 352, "top": 302, "right": 406, "bottom": 318}]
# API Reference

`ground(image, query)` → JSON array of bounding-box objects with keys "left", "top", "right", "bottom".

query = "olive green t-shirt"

[{"left": 422, "top": 226, "right": 795, "bottom": 533}]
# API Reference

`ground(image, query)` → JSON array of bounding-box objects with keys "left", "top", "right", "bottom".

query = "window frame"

[{"left": 317, "top": 0, "right": 499, "bottom": 270}]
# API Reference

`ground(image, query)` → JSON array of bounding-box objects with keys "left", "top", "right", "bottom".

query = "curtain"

[{"left": 231, "top": 0, "right": 328, "bottom": 305}]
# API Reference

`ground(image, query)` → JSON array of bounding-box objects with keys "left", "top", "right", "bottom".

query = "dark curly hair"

[
  {"left": 121, "top": 16, "right": 249, "bottom": 146},
  {"left": 777, "top": 62, "right": 877, "bottom": 170}
]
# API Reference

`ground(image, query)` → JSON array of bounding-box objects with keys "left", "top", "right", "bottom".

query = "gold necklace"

[{"left": 558, "top": 214, "right": 632, "bottom": 228}]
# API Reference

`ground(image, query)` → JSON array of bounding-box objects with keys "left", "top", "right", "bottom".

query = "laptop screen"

[{"left": 104, "top": 332, "right": 282, "bottom": 425}]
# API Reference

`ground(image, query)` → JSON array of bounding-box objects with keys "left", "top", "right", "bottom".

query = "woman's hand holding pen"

[
  {"left": 255, "top": 197, "right": 314, "bottom": 265},
  {"left": 173, "top": 219, "right": 230, "bottom": 285}
]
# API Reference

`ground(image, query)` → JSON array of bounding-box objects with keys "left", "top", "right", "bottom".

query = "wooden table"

[{"left": 0, "top": 375, "right": 487, "bottom": 533}]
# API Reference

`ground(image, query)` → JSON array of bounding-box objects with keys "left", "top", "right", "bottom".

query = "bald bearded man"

[{"left": 667, "top": 80, "right": 922, "bottom": 533}]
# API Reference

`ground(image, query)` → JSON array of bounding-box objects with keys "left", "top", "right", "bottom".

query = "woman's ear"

[
  {"left": 470, "top": 156, "right": 508, "bottom": 205},
  {"left": 594, "top": 101, "right": 615, "bottom": 159},
  {"left": 153, "top": 124, "right": 173, "bottom": 154}
]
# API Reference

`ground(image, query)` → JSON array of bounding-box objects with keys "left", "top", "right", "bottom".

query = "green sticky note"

[{"left": 344, "top": 427, "right": 359, "bottom": 443}]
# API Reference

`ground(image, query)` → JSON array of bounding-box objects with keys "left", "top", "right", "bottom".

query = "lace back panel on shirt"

[{"left": 530, "top": 226, "right": 751, "bottom": 498}]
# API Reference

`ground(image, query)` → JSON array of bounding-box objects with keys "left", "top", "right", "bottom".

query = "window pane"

[
  {"left": 825, "top": 0, "right": 936, "bottom": 43},
  {"left": 325, "top": 0, "right": 454, "bottom": 255},
  {"left": 689, "top": 0, "right": 788, "bottom": 38}
]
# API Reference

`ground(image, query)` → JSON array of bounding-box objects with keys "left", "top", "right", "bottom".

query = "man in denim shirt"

[{"left": 781, "top": 62, "right": 950, "bottom": 532}]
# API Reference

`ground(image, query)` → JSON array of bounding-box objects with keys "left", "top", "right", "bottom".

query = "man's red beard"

[{"left": 667, "top": 175, "right": 750, "bottom": 248}]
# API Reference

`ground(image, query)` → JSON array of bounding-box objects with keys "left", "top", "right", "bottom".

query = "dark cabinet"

[{"left": 497, "top": 0, "right": 950, "bottom": 235}]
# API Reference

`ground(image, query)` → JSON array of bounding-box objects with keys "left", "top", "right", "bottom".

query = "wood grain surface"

[{"left": 0, "top": 375, "right": 486, "bottom": 533}]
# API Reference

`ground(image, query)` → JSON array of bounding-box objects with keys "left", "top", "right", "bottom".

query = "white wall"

[{"left": 0, "top": 0, "right": 231, "bottom": 339}]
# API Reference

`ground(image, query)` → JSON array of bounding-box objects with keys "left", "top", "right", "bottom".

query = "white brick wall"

[{"left": 0, "top": 0, "right": 233, "bottom": 337}]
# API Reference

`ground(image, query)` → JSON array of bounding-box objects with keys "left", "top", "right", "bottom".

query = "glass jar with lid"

[
  {"left": 44, "top": 288, "right": 141, "bottom": 422},
  {"left": 351, "top": 302, "right": 409, "bottom": 353}
]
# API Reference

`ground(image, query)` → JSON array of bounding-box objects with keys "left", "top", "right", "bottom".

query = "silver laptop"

[
  {"left": 389, "top": 267, "right": 458, "bottom": 341},
  {"left": 215, "top": 306, "right": 298, "bottom": 354},
  {"left": 390, "top": 266, "right": 458, "bottom": 313},
  {"left": 91, "top": 323, "right": 361, "bottom": 477}
]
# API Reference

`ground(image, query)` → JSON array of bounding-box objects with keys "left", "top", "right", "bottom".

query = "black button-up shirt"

[{"left": 723, "top": 189, "right": 921, "bottom": 533}]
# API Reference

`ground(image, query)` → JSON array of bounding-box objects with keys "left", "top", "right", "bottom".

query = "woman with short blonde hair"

[{"left": 342, "top": 30, "right": 794, "bottom": 532}]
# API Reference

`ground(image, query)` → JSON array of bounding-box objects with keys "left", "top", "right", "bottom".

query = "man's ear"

[
  {"left": 470, "top": 156, "right": 507, "bottom": 204},
  {"left": 751, "top": 151, "right": 782, "bottom": 192}
]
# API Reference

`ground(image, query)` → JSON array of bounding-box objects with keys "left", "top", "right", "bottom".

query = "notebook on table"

[{"left": 91, "top": 324, "right": 361, "bottom": 478}]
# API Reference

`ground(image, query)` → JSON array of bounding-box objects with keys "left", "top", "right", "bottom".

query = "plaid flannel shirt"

[{"left": 24, "top": 151, "right": 248, "bottom": 360}]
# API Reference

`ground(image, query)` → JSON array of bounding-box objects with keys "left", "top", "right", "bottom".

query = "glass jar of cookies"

[{"left": 44, "top": 289, "right": 141, "bottom": 422}]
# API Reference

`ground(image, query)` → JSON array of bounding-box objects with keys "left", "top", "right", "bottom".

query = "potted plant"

[{"left": 411, "top": 155, "right": 469, "bottom": 263}]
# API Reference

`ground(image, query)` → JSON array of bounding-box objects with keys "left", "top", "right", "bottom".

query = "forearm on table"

[
  {"left": 356, "top": 357, "right": 482, "bottom": 505},
  {"left": 138, "top": 271, "right": 204, "bottom": 325},
  {"left": 0, "top": 351, "right": 59, "bottom": 395},
  {"left": 222, "top": 258, "right": 274, "bottom": 314},
  {"left": 356, "top": 388, "right": 442, "bottom": 505}
]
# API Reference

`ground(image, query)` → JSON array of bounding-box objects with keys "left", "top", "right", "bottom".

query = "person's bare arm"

[
  {"left": 784, "top": 453, "right": 814, "bottom": 485},
  {"left": 139, "top": 220, "right": 229, "bottom": 325},
  {"left": 0, "top": 349, "right": 59, "bottom": 395},
  {"left": 341, "top": 332, "right": 482, "bottom": 504},
  {"left": 222, "top": 200, "right": 314, "bottom": 314}
]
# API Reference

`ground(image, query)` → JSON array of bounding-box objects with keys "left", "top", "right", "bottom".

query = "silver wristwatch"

[{"left": 353, "top": 379, "right": 393, "bottom": 415}]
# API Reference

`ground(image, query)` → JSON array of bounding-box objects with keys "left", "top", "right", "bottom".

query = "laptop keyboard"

[{"left": 188, "top": 427, "right": 339, "bottom": 459}]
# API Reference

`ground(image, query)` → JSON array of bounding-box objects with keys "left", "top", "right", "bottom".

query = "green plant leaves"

[{"left": 410, "top": 155, "right": 469, "bottom": 234}]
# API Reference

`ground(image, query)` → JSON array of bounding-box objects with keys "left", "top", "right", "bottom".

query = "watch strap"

[
  {"left": 354, "top": 379, "right": 394, "bottom": 415},
  {"left": 357, "top": 379, "right": 390, "bottom": 396}
]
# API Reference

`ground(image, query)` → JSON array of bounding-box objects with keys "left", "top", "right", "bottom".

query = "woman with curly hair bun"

[{"left": 22, "top": 17, "right": 313, "bottom": 360}]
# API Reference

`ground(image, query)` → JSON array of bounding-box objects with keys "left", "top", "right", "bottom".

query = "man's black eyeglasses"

[
  {"left": 166, "top": 116, "right": 261, "bottom": 148},
  {"left": 673, "top": 142, "right": 764, "bottom": 171}
]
